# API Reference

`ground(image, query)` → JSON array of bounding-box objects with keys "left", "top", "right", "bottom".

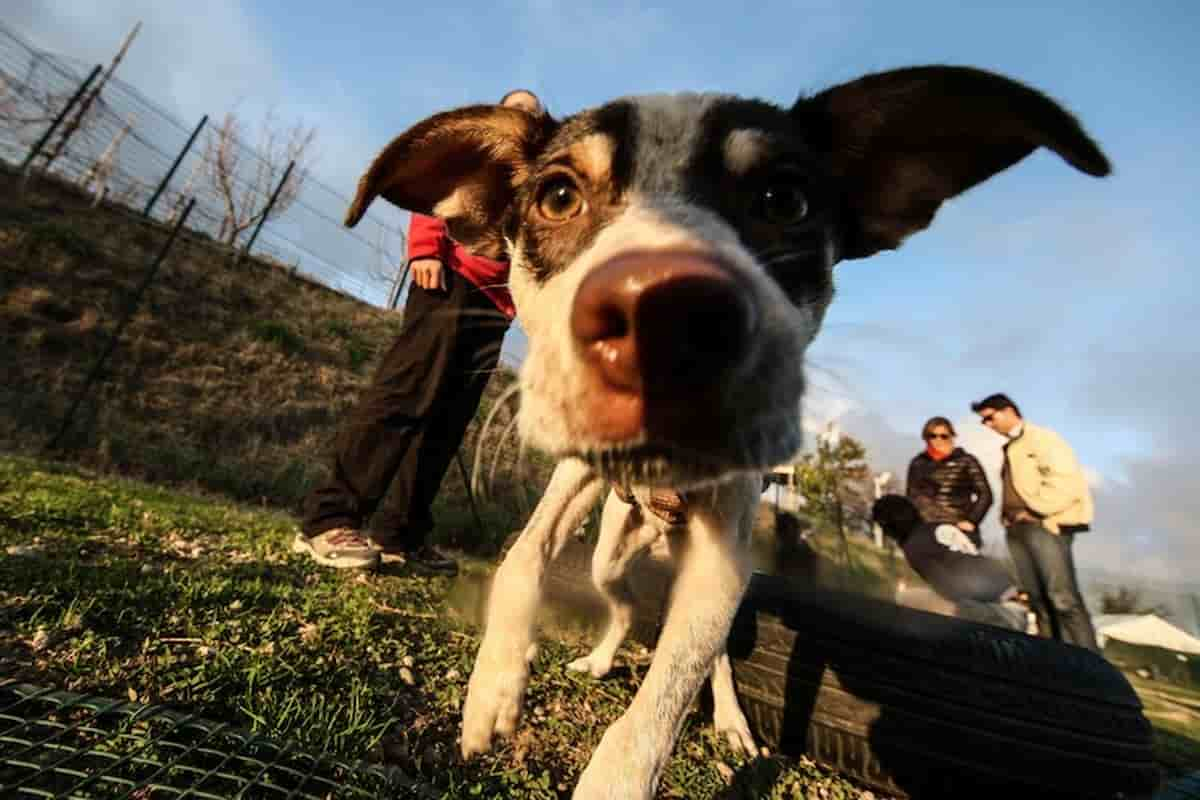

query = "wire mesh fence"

[
  {"left": 0, "top": 16, "right": 540, "bottom": 542},
  {"left": 0, "top": 19, "right": 408, "bottom": 310},
  {"left": 0, "top": 681, "right": 423, "bottom": 799}
]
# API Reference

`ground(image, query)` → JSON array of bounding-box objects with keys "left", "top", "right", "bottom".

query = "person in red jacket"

[{"left": 293, "top": 89, "right": 545, "bottom": 575}]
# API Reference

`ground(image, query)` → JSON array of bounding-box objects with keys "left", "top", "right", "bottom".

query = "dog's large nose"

[{"left": 571, "top": 249, "right": 757, "bottom": 439}]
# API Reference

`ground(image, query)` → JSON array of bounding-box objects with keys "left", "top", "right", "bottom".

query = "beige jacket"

[{"left": 1004, "top": 421, "right": 1094, "bottom": 534}]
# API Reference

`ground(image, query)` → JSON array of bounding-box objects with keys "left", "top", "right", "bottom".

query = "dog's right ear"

[{"left": 344, "top": 105, "right": 554, "bottom": 255}]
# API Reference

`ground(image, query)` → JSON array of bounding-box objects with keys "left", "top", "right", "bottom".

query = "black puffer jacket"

[{"left": 905, "top": 448, "right": 993, "bottom": 539}]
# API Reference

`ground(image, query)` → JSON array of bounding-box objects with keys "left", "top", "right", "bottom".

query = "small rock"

[
  {"left": 197, "top": 645, "right": 213, "bottom": 658},
  {"left": 140, "top": 564, "right": 157, "bottom": 575},
  {"left": 445, "top": 669, "right": 460, "bottom": 681},
  {"left": 398, "top": 667, "right": 415, "bottom": 686},
  {"left": 30, "top": 627, "right": 50, "bottom": 651},
  {"left": 228, "top": 599, "right": 243, "bottom": 611},
  {"left": 401, "top": 655, "right": 415, "bottom": 668}
]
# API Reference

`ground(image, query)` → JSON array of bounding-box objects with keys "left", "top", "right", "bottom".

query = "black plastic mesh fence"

[
  {"left": 0, "top": 20, "right": 407, "bottom": 310},
  {"left": 0, "top": 682, "right": 422, "bottom": 800}
]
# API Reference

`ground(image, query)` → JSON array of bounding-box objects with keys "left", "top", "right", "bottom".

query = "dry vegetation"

[{"left": 0, "top": 164, "right": 547, "bottom": 551}]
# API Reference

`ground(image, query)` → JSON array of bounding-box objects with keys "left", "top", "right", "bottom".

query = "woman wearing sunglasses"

[{"left": 905, "top": 417, "right": 993, "bottom": 550}]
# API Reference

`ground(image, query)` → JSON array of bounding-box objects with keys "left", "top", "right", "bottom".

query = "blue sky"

[{"left": 9, "top": 0, "right": 1199, "bottom": 586}]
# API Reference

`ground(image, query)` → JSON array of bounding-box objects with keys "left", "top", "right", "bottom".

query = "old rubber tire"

[{"left": 540, "top": 535, "right": 1160, "bottom": 799}]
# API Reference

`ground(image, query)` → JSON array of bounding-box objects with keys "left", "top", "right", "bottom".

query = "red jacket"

[{"left": 406, "top": 214, "right": 515, "bottom": 319}]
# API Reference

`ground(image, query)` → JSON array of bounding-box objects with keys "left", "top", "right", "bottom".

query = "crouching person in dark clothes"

[
  {"left": 293, "top": 89, "right": 548, "bottom": 575},
  {"left": 873, "top": 495, "right": 1027, "bottom": 632}
]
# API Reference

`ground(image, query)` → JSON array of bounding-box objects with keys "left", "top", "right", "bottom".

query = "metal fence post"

[
  {"left": 46, "top": 198, "right": 197, "bottom": 452},
  {"left": 388, "top": 261, "right": 411, "bottom": 310},
  {"left": 20, "top": 64, "right": 102, "bottom": 172},
  {"left": 143, "top": 114, "right": 207, "bottom": 218},
  {"left": 240, "top": 160, "right": 295, "bottom": 260},
  {"left": 386, "top": 223, "right": 411, "bottom": 310}
]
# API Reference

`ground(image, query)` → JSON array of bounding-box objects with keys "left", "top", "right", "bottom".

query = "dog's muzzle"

[{"left": 570, "top": 249, "right": 758, "bottom": 446}]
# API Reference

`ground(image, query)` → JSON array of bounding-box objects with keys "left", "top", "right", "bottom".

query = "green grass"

[
  {"left": 24, "top": 219, "right": 101, "bottom": 261},
  {"left": 0, "top": 453, "right": 882, "bottom": 799},
  {"left": 249, "top": 319, "right": 307, "bottom": 355},
  {"left": 1125, "top": 675, "right": 1200, "bottom": 775}
]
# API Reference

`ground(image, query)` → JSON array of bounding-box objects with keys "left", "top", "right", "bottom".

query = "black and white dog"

[{"left": 344, "top": 66, "right": 1110, "bottom": 799}]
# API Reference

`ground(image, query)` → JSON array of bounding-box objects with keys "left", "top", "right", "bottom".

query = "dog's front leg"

[
  {"left": 461, "top": 457, "right": 604, "bottom": 758},
  {"left": 571, "top": 478, "right": 755, "bottom": 800},
  {"left": 567, "top": 492, "right": 662, "bottom": 678}
]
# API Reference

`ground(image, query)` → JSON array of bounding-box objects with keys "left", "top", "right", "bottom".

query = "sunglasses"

[{"left": 926, "top": 433, "right": 953, "bottom": 440}]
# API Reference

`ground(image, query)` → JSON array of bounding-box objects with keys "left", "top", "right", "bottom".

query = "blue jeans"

[
  {"left": 955, "top": 598, "right": 1027, "bottom": 632},
  {"left": 1005, "top": 522, "right": 1099, "bottom": 652}
]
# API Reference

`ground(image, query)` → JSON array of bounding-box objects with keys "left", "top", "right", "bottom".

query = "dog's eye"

[
  {"left": 536, "top": 176, "right": 585, "bottom": 222},
  {"left": 757, "top": 180, "right": 809, "bottom": 225}
]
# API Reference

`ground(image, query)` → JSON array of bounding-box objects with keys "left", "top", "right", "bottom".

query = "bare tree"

[
  {"left": 78, "top": 112, "right": 135, "bottom": 206},
  {"left": 204, "top": 108, "right": 317, "bottom": 246},
  {"left": 1100, "top": 586, "right": 1171, "bottom": 618},
  {"left": 0, "top": 68, "right": 62, "bottom": 140},
  {"left": 42, "top": 21, "right": 141, "bottom": 168},
  {"left": 166, "top": 148, "right": 207, "bottom": 225}
]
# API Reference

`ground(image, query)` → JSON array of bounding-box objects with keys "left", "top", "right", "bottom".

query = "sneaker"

[
  {"left": 371, "top": 539, "right": 459, "bottom": 577},
  {"left": 292, "top": 527, "right": 380, "bottom": 569}
]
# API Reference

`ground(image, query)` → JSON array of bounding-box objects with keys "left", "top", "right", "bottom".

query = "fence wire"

[
  {"left": 0, "top": 682, "right": 422, "bottom": 799},
  {"left": 0, "top": 20, "right": 407, "bottom": 310}
]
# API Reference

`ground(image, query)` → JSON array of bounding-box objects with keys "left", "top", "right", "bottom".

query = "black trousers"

[
  {"left": 1006, "top": 521, "right": 1099, "bottom": 652},
  {"left": 301, "top": 269, "right": 510, "bottom": 548}
]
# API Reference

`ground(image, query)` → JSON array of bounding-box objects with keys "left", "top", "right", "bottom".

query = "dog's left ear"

[
  {"left": 795, "top": 66, "right": 1111, "bottom": 259},
  {"left": 344, "top": 104, "right": 554, "bottom": 256}
]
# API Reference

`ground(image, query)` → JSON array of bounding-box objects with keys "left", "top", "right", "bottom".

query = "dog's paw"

[
  {"left": 712, "top": 701, "right": 757, "bottom": 757},
  {"left": 566, "top": 651, "right": 614, "bottom": 678},
  {"left": 460, "top": 639, "right": 535, "bottom": 758}
]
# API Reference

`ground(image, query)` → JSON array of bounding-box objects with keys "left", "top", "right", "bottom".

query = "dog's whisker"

[
  {"left": 472, "top": 380, "right": 522, "bottom": 498},
  {"left": 489, "top": 411, "right": 523, "bottom": 499}
]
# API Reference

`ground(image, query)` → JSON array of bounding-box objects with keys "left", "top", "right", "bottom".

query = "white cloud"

[{"left": 10, "top": 0, "right": 282, "bottom": 124}]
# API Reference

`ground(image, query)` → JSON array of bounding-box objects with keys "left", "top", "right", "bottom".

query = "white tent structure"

[{"left": 1095, "top": 614, "right": 1200, "bottom": 655}]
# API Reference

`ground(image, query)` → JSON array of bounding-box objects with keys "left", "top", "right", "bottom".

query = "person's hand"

[
  {"left": 955, "top": 520, "right": 976, "bottom": 532},
  {"left": 411, "top": 258, "right": 446, "bottom": 291}
]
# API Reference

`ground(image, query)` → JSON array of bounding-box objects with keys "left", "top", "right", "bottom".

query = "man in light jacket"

[{"left": 972, "top": 393, "right": 1099, "bottom": 651}]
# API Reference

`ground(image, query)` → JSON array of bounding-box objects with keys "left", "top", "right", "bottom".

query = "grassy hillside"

[{"left": 0, "top": 166, "right": 547, "bottom": 551}]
